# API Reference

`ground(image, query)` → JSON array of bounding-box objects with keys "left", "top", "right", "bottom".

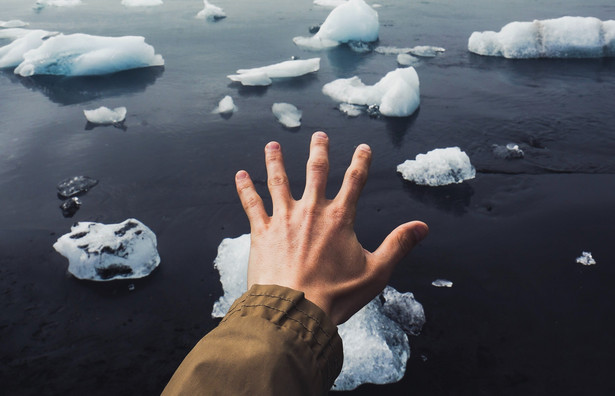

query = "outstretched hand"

[{"left": 235, "top": 131, "right": 428, "bottom": 325}]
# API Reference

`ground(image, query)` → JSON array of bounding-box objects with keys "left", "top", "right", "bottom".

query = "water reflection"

[
  {"left": 326, "top": 45, "right": 370, "bottom": 76},
  {"left": 1, "top": 66, "right": 164, "bottom": 105},
  {"left": 384, "top": 109, "right": 419, "bottom": 147},
  {"left": 401, "top": 178, "right": 474, "bottom": 215}
]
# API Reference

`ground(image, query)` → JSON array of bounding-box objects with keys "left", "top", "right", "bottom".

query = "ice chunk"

[
  {"left": 0, "top": 29, "right": 57, "bottom": 69},
  {"left": 56, "top": 176, "right": 98, "bottom": 198},
  {"left": 294, "top": 0, "right": 378, "bottom": 50},
  {"left": 432, "top": 279, "right": 453, "bottom": 288},
  {"left": 53, "top": 219, "right": 160, "bottom": 281},
  {"left": 0, "top": 20, "right": 29, "bottom": 28},
  {"left": 121, "top": 0, "right": 163, "bottom": 7},
  {"left": 196, "top": 1, "right": 226, "bottom": 21},
  {"left": 13, "top": 33, "right": 164, "bottom": 77},
  {"left": 338, "top": 103, "right": 363, "bottom": 117},
  {"left": 212, "top": 95, "right": 237, "bottom": 115},
  {"left": 314, "top": 0, "right": 347, "bottom": 7},
  {"left": 211, "top": 234, "right": 425, "bottom": 390},
  {"left": 408, "top": 45, "right": 445, "bottom": 57},
  {"left": 272, "top": 103, "right": 302, "bottom": 128},
  {"left": 492, "top": 143, "right": 524, "bottom": 159},
  {"left": 60, "top": 197, "right": 81, "bottom": 218},
  {"left": 322, "top": 67, "right": 420, "bottom": 117},
  {"left": 576, "top": 251, "right": 596, "bottom": 266},
  {"left": 228, "top": 58, "right": 320, "bottom": 86},
  {"left": 84, "top": 106, "right": 127, "bottom": 124},
  {"left": 468, "top": 16, "right": 615, "bottom": 58},
  {"left": 34, "top": 0, "right": 81, "bottom": 9},
  {"left": 397, "top": 53, "right": 419, "bottom": 66},
  {"left": 397, "top": 147, "right": 476, "bottom": 186}
]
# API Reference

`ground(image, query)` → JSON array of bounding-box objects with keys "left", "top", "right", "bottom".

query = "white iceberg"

[
  {"left": 272, "top": 103, "right": 302, "bottom": 128},
  {"left": 53, "top": 219, "right": 160, "bottom": 281},
  {"left": 432, "top": 279, "right": 453, "bottom": 288},
  {"left": 196, "top": 0, "right": 226, "bottom": 21},
  {"left": 397, "top": 53, "right": 419, "bottom": 66},
  {"left": 294, "top": 0, "right": 379, "bottom": 50},
  {"left": 212, "top": 95, "right": 237, "bottom": 115},
  {"left": 83, "top": 106, "right": 127, "bottom": 124},
  {"left": 322, "top": 67, "right": 420, "bottom": 117},
  {"left": 0, "top": 29, "right": 57, "bottom": 69},
  {"left": 13, "top": 33, "right": 164, "bottom": 77},
  {"left": 576, "top": 251, "right": 596, "bottom": 266},
  {"left": 121, "top": 0, "right": 163, "bottom": 7},
  {"left": 211, "top": 234, "right": 425, "bottom": 391},
  {"left": 34, "top": 0, "right": 82, "bottom": 9},
  {"left": 468, "top": 16, "right": 615, "bottom": 58},
  {"left": 0, "top": 20, "right": 29, "bottom": 28},
  {"left": 227, "top": 58, "right": 320, "bottom": 86},
  {"left": 397, "top": 147, "right": 476, "bottom": 186}
]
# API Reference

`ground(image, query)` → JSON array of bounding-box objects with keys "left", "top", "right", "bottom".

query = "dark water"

[{"left": 1, "top": 1, "right": 614, "bottom": 395}]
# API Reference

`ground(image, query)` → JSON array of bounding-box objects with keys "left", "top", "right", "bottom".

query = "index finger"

[{"left": 334, "top": 144, "right": 372, "bottom": 208}]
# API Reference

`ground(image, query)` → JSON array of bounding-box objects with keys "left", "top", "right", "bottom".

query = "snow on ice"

[
  {"left": 212, "top": 95, "right": 237, "bottom": 115},
  {"left": 121, "top": 0, "right": 163, "bottom": 7},
  {"left": 294, "top": 0, "right": 379, "bottom": 50},
  {"left": 227, "top": 58, "right": 320, "bottom": 86},
  {"left": 272, "top": 103, "right": 302, "bottom": 128},
  {"left": 2, "top": 31, "right": 163, "bottom": 76},
  {"left": 322, "top": 67, "right": 420, "bottom": 117},
  {"left": 468, "top": 16, "right": 615, "bottom": 58},
  {"left": 397, "top": 147, "right": 476, "bottom": 186},
  {"left": 576, "top": 251, "right": 596, "bottom": 266},
  {"left": 212, "top": 234, "right": 425, "bottom": 391},
  {"left": 83, "top": 106, "right": 127, "bottom": 124},
  {"left": 196, "top": 1, "right": 226, "bottom": 21},
  {"left": 53, "top": 219, "right": 160, "bottom": 281}
]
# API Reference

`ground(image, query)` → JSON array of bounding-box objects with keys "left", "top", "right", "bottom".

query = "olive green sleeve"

[{"left": 162, "top": 284, "right": 344, "bottom": 396}]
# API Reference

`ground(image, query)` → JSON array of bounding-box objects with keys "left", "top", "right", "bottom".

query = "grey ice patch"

[
  {"left": 56, "top": 176, "right": 98, "bottom": 198},
  {"left": 492, "top": 143, "right": 524, "bottom": 159},
  {"left": 576, "top": 251, "right": 596, "bottom": 266},
  {"left": 432, "top": 279, "right": 453, "bottom": 288}
]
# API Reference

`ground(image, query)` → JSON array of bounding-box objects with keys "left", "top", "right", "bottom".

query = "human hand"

[{"left": 234, "top": 131, "right": 428, "bottom": 325}]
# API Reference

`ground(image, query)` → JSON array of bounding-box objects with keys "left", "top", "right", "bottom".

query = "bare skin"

[{"left": 234, "top": 131, "right": 428, "bottom": 325}]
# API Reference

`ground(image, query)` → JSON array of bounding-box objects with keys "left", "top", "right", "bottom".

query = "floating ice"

[
  {"left": 468, "top": 16, "right": 615, "bottom": 58},
  {"left": 60, "top": 197, "right": 81, "bottom": 218},
  {"left": 397, "top": 53, "right": 419, "bottom": 66},
  {"left": 121, "top": 0, "right": 163, "bottom": 7},
  {"left": 338, "top": 103, "right": 363, "bottom": 117},
  {"left": 576, "top": 251, "right": 596, "bottom": 266},
  {"left": 53, "top": 219, "right": 160, "bottom": 281},
  {"left": 196, "top": 1, "right": 226, "bottom": 21},
  {"left": 0, "top": 20, "right": 29, "bottom": 28},
  {"left": 272, "top": 103, "right": 302, "bottom": 128},
  {"left": 13, "top": 33, "right": 164, "bottom": 77},
  {"left": 314, "top": 0, "right": 347, "bottom": 7},
  {"left": 56, "top": 176, "right": 98, "bottom": 198},
  {"left": 432, "top": 279, "right": 453, "bottom": 288},
  {"left": 83, "top": 106, "right": 127, "bottom": 124},
  {"left": 492, "top": 143, "right": 524, "bottom": 159},
  {"left": 322, "top": 67, "right": 420, "bottom": 117},
  {"left": 374, "top": 45, "right": 445, "bottom": 57},
  {"left": 212, "top": 95, "right": 237, "bottom": 115},
  {"left": 0, "top": 29, "right": 57, "bottom": 69},
  {"left": 294, "top": 0, "right": 378, "bottom": 50},
  {"left": 397, "top": 147, "right": 476, "bottom": 186},
  {"left": 228, "top": 58, "right": 320, "bottom": 86},
  {"left": 34, "top": 0, "right": 82, "bottom": 9},
  {"left": 212, "top": 234, "right": 425, "bottom": 391}
]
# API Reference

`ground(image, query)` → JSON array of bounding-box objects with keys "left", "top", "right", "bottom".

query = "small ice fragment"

[
  {"left": 576, "top": 251, "right": 596, "bottom": 266},
  {"left": 397, "top": 147, "right": 476, "bottom": 186},
  {"left": 212, "top": 95, "right": 237, "bottom": 115},
  {"left": 121, "top": 0, "right": 163, "bottom": 7},
  {"left": 374, "top": 46, "right": 414, "bottom": 55},
  {"left": 492, "top": 143, "right": 524, "bottom": 159},
  {"left": 322, "top": 67, "right": 420, "bottom": 117},
  {"left": 60, "top": 197, "right": 81, "bottom": 217},
  {"left": 84, "top": 106, "right": 127, "bottom": 124},
  {"left": 34, "top": 0, "right": 82, "bottom": 9},
  {"left": 294, "top": 0, "right": 379, "bottom": 50},
  {"left": 196, "top": 0, "right": 226, "bottom": 21},
  {"left": 397, "top": 53, "right": 419, "bottom": 66},
  {"left": 409, "top": 45, "right": 445, "bottom": 57},
  {"left": 339, "top": 103, "right": 363, "bottom": 117},
  {"left": 432, "top": 279, "right": 453, "bottom": 288},
  {"left": 228, "top": 58, "right": 320, "bottom": 86},
  {"left": 0, "top": 20, "right": 29, "bottom": 28},
  {"left": 56, "top": 176, "right": 98, "bottom": 198},
  {"left": 53, "top": 219, "right": 160, "bottom": 281},
  {"left": 128, "top": 283, "right": 135, "bottom": 291},
  {"left": 272, "top": 103, "right": 302, "bottom": 128},
  {"left": 313, "top": 0, "right": 347, "bottom": 7},
  {"left": 381, "top": 286, "right": 425, "bottom": 336}
]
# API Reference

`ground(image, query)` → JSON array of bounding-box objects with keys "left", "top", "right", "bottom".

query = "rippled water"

[{"left": 1, "top": 1, "right": 614, "bottom": 395}]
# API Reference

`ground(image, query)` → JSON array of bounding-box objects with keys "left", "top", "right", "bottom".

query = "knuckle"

[
  {"left": 308, "top": 158, "right": 329, "bottom": 174},
  {"left": 242, "top": 195, "right": 261, "bottom": 211},
  {"left": 329, "top": 204, "right": 351, "bottom": 220},
  {"left": 268, "top": 175, "right": 288, "bottom": 187},
  {"left": 348, "top": 168, "right": 367, "bottom": 183}
]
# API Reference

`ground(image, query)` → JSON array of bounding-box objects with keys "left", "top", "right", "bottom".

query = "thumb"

[{"left": 372, "top": 221, "right": 428, "bottom": 270}]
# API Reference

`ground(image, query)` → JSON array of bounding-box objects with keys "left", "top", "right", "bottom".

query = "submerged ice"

[
  {"left": 397, "top": 147, "right": 476, "bottom": 186},
  {"left": 227, "top": 58, "right": 320, "bottom": 86},
  {"left": 272, "top": 103, "right": 302, "bottom": 128},
  {"left": 83, "top": 106, "right": 127, "bottom": 124},
  {"left": 212, "top": 234, "right": 425, "bottom": 391},
  {"left": 322, "top": 67, "right": 420, "bottom": 117},
  {"left": 294, "top": 0, "right": 378, "bottom": 50},
  {"left": 53, "top": 219, "right": 160, "bottom": 281},
  {"left": 468, "top": 16, "right": 615, "bottom": 58}
]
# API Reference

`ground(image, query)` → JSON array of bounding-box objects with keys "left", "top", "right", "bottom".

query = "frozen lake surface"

[{"left": 1, "top": 0, "right": 614, "bottom": 395}]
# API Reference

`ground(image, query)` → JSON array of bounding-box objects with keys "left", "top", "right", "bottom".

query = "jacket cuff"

[{"left": 223, "top": 284, "right": 343, "bottom": 390}]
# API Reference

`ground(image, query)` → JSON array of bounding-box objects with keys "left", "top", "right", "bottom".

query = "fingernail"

[
  {"left": 413, "top": 223, "right": 429, "bottom": 242},
  {"left": 266, "top": 142, "right": 280, "bottom": 151},
  {"left": 357, "top": 143, "right": 371, "bottom": 152},
  {"left": 236, "top": 170, "right": 248, "bottom": 180},
  {"left": 314, "top": 131, "right": 328, "bottom": 140}
]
